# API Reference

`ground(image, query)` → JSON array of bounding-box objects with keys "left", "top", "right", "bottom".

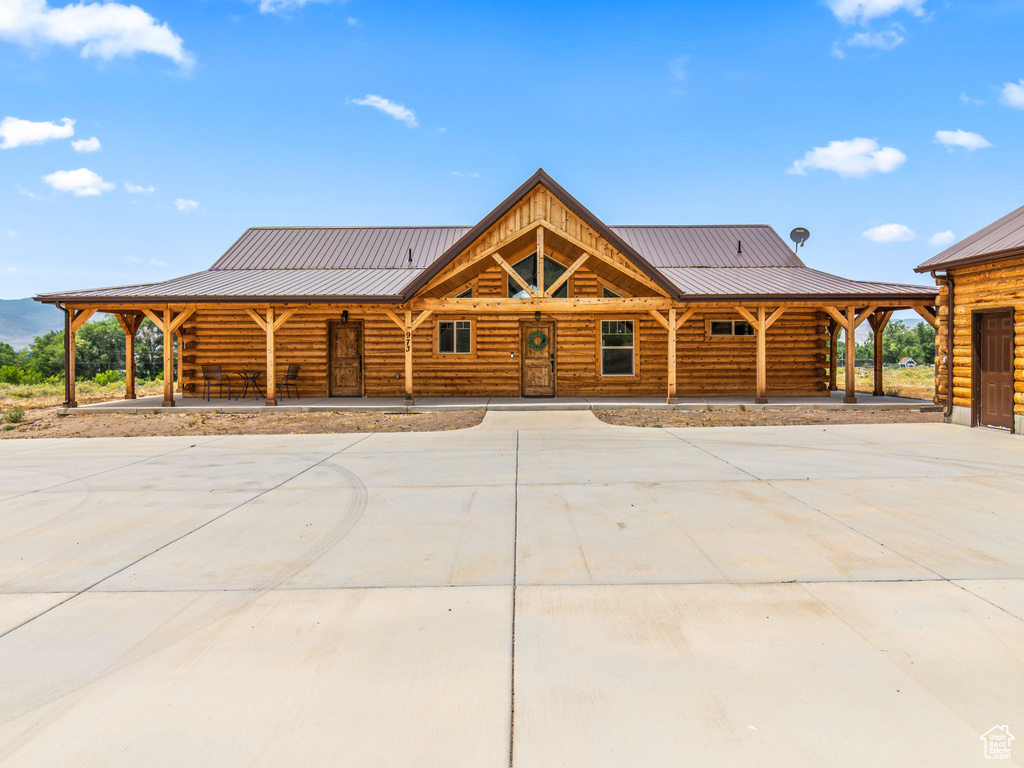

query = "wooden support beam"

[
  {"left": 844, "top": 305, "right": 857, "bottom": 404},
  {"left": 142, "top": 308, "right": 163, "bottom": 328},
  {"left": 493, "top": 254, "right": 536, "bottom": 297},
  {"left": 667, "top": 307, "right": 677, "bottom": 404},
  {"left": 273, "top": 308, "right": 297, "bottom": 332},
  {"left": 914, "top": 305, "right": 938, "bottom": 328},
  {"left": 868, "top": 310, "right": 893, "bottom": 397},
  {"left": 411, "top": 297, "right": 672, "bottom": 313},
  {"left": 382, "top": 308, "right": 406, "bottom": 331},
  {"left": 113, "top": 313, "right": 142, "bottom": 400},
  {"left": 404, "top": 309, "right": 414, "bottom": 403},
  {"left": 245, "top": 307, "right": 268, "bottom": 332},
  {"left": 536, "top": 227, "right": 545, "bottom": 297},
  {"left": 853, "top": 305, "right": 878, "bottom": 329},
  {"left": 675, "top": 307, "right": 696, "bottom": 330},
  {"left": 828, "top": 318, "right": 838, "bottom": 392},
  {"left": 544, "top": 253, "right": 588, "bottom": 298},
  {"left": 420, "top": 220, "right": 543, "bottom": 294},
  {"left": 764, "top": 306, "right": 787, "bottom": 331},
  {"left": 265, "top": 306, "right": 277, "bottom": 406},
  {"left": 62, "top": 306, "right": 76, "bottom": 408},
  {"left": 175, "top": 330, "right": 183, "bottom": 394},
  {"left": 755, "top": 305, "right": 768, "bottom": 404},
  {"left": 648, "top": 309, "right": 670, "bottom": 331},
  {"left": 821, "top": 305, "right": 847, "bottom": 328},
  {"left": 70, "top": 309, "right": 96, "bottom": 334},
  {"left": 733, "top": 306, "right": 758, "bottom": 327},
  {"left": 539, "top": 219, "right": 669, "bottom": 296},
  {"left": 409, "top": 309, "right": 434, "bottom": 332},
  {"left": 162, "top": 308, "right": 175, "bottom": 407}
]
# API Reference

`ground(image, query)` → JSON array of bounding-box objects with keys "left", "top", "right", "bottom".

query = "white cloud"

[
  {"left": 0, "top": 116, "right": 74, "bottom": 149},
  {"left": 346, "top": 16, "right": 357, "bottom": 25},
  {"left": 125, "top": 181, "right": 154, "bottom": 194},
  {"left": 16, "top": 185, "right": 45, "bottom": 200},
  {"left": 788, "top": 137, "right": 907, "bottom": 177},
  {"left": 847, "top": 27, "right": 904, "bottom": 50},
  {"left": 999, "top": 79, "right": 1024, "bottom": 109},
  {"left": 258, "top": 0, "right": 330, "bottom": 14},
  {"left": 668, "top": 55, "right": 688, "bottom": 81},
  {"left": 174, "top": 198, "right": 199, "bottom": 212},
  {"left": 830, "top": 41, "right": 847, "bottom": 59},
  {"left": 827, "top": 0, "right": 926, "bottom": 24},
  {"left": 351, "top": 95, "right": 418, "bottom": 128},
  {"left": 452, "top": 171, "right": 480, "bottom": 178},
  {"left": 934, "top": 129, "right": 991, "bottom": 151},
  {"left": 960, "top": 92, "right": 983, "bottom": 106},
  {"left": 0, "top": 0, "right": 192, "bottom": 67},
  {"left": 928, "top": 230, "right": 956, "bottom": 246},
  {"left": 71, "top": 136, "right": 100, "bottom": 152},
  {"left": 863, "top": 223, "right": 916, "bottom": 243},
  {"left": 42, "top": 167, "right": 114, "bottom": 196}
]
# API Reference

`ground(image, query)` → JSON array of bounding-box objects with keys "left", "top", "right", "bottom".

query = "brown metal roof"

[
  {"left": 212, "top": 226, "right": 471, "bottom": 270},
  {"left": 610, "top": 225, "right": 803, "bottom": 268},
  {"left": 659, "top": 267, "right": 937, "bottom": 301},
  {"left": 916, "top": 203, "right": 1024, "bottom": 272},
  {"left": 36, "top": 269, "right": 419, "bottom": 303}
]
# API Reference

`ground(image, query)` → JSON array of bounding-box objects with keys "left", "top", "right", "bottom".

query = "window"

[
  {"left": 710, "top": 319, "right": 755, "bottom": 337},
  {"left": 506, "top": 253, "right": 569, "bottom": 298},
  {"left": 601, "top": 320, "right": 634, "bottom": 376},
  {"left": 602, "top": 286, "right": 621, "bottom": 298},
  {"left": 455, "top": 287, "right": 472, "bottom": 298},
  {"left": 438, "top": 320, "right": 472, "bottom": 354}
]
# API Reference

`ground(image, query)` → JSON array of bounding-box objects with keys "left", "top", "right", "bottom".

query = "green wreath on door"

[{"left": 527, "top": 330, "right": 549, "bottom": 352}]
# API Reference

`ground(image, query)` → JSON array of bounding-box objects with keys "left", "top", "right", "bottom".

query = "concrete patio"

[
  {"left": 60, "top": 389, "right": 939, "bottom": 414},
  {"left": 1, "top": 415, "right": 1021, "bottom": 766}
]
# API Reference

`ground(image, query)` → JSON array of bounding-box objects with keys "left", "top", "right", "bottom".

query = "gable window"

[
  {"left": 455, "top": 287, "right": 472, "bottom": 298},
  {"left": 438, "top": 320, "right": 472, "bottom": 354},
  {"left": 602, "top": 286, "right": 621, "bottom": 298},
  {"left": 710, "top": 319, "right": 755, "bottom": 337},
  {"left": 600, "top": 320, "right": 634, "bottom": 376},
  {"left": 506, "top": 253, "right": 569, "bottom": 298}
]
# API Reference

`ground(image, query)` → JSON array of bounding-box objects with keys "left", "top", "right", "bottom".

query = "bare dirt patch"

[
  {"left": 595, "top": 408, "right": 944, "bottom": 429},
  {"left": 1, "top": 409, "right": 485, "bottom": 439}
]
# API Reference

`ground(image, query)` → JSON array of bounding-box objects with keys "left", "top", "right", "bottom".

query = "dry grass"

[{"left": 854, "top": 365, "right": 935, "bottom": 400}]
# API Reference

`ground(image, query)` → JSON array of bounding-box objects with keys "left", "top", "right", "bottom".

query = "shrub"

[
  {"left": 93, "top": 370, "right": 125, "bottom": 386},
  {"left": 3, "top": 406, "right": 25, "bottom": 424},
  {"left": 0, "top": 365, "right": 23, "bottom": 384}
]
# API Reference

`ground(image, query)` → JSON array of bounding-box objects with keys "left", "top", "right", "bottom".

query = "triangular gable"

[{"left": 401, "top": 169, "right": 678, "bottom": 301}]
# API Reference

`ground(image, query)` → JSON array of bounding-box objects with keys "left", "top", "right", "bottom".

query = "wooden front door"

[
  {"left": 977, "top": 310, "right": 1014, "bottom": 430},
  {"left": 521, "top": 320, "right": 556, "bottom": 397},
  {"left": 329, "top": 321, "right": 362, "bottom": 397}
]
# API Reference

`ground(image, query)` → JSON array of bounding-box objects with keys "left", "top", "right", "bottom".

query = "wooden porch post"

[
  {"left": 265, "top": 306, "right": 277, "bottom": 406},
  {"left": 63, "top": 306, "right": 75, "bottom": 408},
  {"left": 844, "top": 306, "right": 857, "bottom": 404},
  {"left": 404, "top": 310, "right": 414, "bottom": 403},
  {"left": 162, "top": 308, "right": 175, "bottom": 407},
  {"left": 755, "top": 305, "right": 767, "bottom": 404},
  {"left": 868, "top": 310, "right": 893, "bottom": 397},
  {"left": 828, "top": 318, "right": 838, "bottom": 391},
  {"left": 667, "top": 307, "right": 677, "bottom": 404},
  {"left": 114, "top": 313, "right": 142, "bottom": 400}
]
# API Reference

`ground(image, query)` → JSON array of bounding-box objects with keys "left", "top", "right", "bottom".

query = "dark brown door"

[
  {"left": 978, "top": 310, "right": 1014, "bottom": 429},
  {"left": 521, "top": 321, "right": 556, "bottom": 397},
  {"left": 329, "top": 321, "right": 362, "bottom": 396}
]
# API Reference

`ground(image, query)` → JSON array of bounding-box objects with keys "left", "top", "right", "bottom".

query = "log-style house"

[
  {"left": 36, "top": 170, "right": 938, "bottom": 407},
  {"left": 916, "top": 203, "right": 1024, "bottom": 433}
]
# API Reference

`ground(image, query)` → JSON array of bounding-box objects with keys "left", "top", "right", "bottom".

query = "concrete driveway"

[{"left": 1, "top": 416, "right": 1023, "bottom": 767}]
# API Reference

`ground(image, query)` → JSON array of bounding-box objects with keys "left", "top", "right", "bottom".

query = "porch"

[{"left": 57, "top": 390, "right": 939, "bottom": 415}]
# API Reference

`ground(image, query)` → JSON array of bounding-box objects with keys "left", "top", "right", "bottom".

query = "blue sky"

[{"left": 1, "top": 0, "right": 1022, "bottom": 300}]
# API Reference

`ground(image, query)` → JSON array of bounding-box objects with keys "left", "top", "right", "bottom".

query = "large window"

[
  {"left": 438, "top": 320, "right": 472, "bottom": 354},
  {"left": 507, "top": 253, "right": 569, "bottom": 298},
  {"left": 601, "top": 320, "right": 634, "bottom": 376}
]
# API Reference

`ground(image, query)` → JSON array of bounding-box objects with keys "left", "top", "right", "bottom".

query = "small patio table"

[{"left": 236, "top": 369, "right": 266, "bottom": 400}]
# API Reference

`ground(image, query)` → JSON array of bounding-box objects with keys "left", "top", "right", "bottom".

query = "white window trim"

[{"left": 600, "top": 318, "right": 635, "bottom": 377}]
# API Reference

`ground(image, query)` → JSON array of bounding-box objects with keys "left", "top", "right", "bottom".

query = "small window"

[
  {"left": 602, "top": 286, "right": 621, "bottom": 298},
  {"left": 438, "top": 320, "right": 472, "bottom": 354},
  {"left": 455, "top": 287, "right": 472, "bottom": 299},
  {"left": 601, "top": 320, "right": 634, "bottom": 376},
  {"left": 710, "top": 319, "right": 755, "bottom": 337},
  {"left": 507, "top": 253, "right": 569, "bottom": 298}
]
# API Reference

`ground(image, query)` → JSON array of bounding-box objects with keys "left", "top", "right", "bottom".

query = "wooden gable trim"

[{"left": 400, "top": 168, "right": 679, "bottom": 301}]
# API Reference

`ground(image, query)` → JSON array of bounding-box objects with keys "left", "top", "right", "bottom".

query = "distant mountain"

[{"left": 0, "top": 298, "right": 64, "bottom": 350}]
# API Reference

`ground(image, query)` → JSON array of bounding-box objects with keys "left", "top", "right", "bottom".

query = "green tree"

[{"left": 0, "top": 341, "right": 18, "bottom": 367}]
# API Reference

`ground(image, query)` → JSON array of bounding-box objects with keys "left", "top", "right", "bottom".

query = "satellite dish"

[{"left": 790, "top": 227, "right": 810, "bottom": 249}]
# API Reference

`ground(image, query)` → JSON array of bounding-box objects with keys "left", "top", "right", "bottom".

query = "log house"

[{"left": 36, "top": 170, "right": 938, "bottom": 407}]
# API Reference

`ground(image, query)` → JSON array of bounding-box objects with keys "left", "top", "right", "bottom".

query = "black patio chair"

[
  {"left": 278, "top": 364, "right": 300, "bottom": 399},
  {"left": 201, "top": 365, "right": 232, "bottom": 401}
]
